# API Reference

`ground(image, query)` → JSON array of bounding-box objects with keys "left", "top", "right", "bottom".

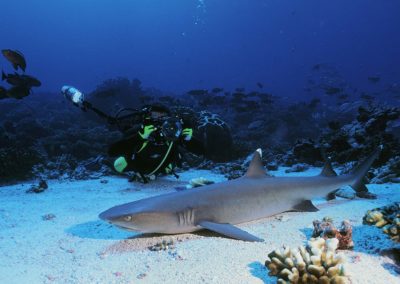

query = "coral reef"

[
  {"left": 264, "top": 237, "right": 348, "bottom": 284},
  {"left": 26, "top": 179, "right": 48, "bottom": 193},
  {"left": 0, "top": 146, "right": 42, "bottom": 182},
  {"left": 148, "top": 240, "right": 175, "bottom": 251},
  {"left": 312, "top": 217, "right": 354, "bottom": 250},
  {"left": 363, "top": 203, "right": 400, "bottom": 242}
]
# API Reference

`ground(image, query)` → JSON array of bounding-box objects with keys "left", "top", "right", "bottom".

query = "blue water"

[{"left": 1, "top": 0, "right": 399, "bottom": 97}]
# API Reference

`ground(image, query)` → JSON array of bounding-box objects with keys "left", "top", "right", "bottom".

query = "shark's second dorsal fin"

[
  {"left": 320, "top": 157, "right": 337, "bottom": 177},
  {"left": 245, "top": 149, "right": 268, "bottom": 178}
]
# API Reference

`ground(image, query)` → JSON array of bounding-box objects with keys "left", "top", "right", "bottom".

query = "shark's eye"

[{"left": 124, "top": 216, "right": 132, "bottom": 221}]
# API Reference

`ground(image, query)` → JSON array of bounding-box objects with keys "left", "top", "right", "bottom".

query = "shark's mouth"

[{"left": 113, "top": 224, "right": 139, "bottom": 232}]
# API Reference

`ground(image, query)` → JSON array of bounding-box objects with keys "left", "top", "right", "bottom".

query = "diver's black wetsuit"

[{"left": 108, "top": 115, "right": 204, "bottom": 179}]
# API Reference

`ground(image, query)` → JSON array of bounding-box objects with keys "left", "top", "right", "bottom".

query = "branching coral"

[
  {"left": 363, "top": 202, "right": 400, "bottom": 242},
  {"left": 264, "top": 237, "right": 348, "bottom": 284}
]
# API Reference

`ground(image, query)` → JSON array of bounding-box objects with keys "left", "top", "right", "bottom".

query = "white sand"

[{"left": 0, "top": 168, "right": 399, "bottom": 284}]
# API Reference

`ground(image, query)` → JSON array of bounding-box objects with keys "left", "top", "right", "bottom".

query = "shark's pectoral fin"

[
  {"left": 292, "top": 200, "right": 319, "bottom": 212},
  {"left": 198, "top": 220, "right": 264, "bottom": 242}
]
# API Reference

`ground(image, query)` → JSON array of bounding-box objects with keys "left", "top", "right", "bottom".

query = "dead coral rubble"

[{"left": 312, "top": 217, "right": 354, "bottom": 250}]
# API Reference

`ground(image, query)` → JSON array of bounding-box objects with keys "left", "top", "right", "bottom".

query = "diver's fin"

[
  {"left": 198, "top": 220, "right": 264, "bottom": 242},
  {"left": 320, "top": 158, "right": 337, "bottom": 177},
  {"left": 245, "top": 148, "right": 268, "bottom": 178},
  {"left": 292, "top": 200, "right": 319, "bottom": 212}
]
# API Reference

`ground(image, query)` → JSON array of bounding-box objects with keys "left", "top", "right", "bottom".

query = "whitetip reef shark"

[{"left": 99, "top": 147, "right": 380, "bottom": 242}]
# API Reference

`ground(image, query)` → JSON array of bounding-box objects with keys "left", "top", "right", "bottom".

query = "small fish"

[
  {"left": 308, "top": 98, "right": 321, "bottom": 109},
  {"left": 312, "top": 64, "right": 321, "bottom": 71},
  {"left": 368, "top": 76, "right": 380, "bottom": 83},
  {"left": 235, "top": 87, "right": 245, "bottom": 92},
  {"left": 2, "top": 71, "right": 41, "bottom": 87},
  {"left": 256, "top": 82, "right": 263, "bottom": 89},
  {"left": 324, "top": 86, "right": 341, "bottom": 95},
  {"left": 1, "top": 49, "right": 27, "bottom": 72},
  {"left": 211, "top": 87, "right": 223, "bottom": 93},
  {"left": 7, "top": 85, "right": 31, "bottom": 99},
  {"left": 360, "top": 94, "right": 374, "bottom": 101},
  {"left": 187, "top": 89, "right": 208, "bottom": 96}
]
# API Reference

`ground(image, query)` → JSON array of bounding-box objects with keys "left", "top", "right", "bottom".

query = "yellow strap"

[
  {"left": 148, "top": 141, "right": 174, "bottom": 176},
  {"left": 137, "top": 141, "right": 148, "bottom": 153}
]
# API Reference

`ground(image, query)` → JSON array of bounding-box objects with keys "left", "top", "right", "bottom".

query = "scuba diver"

[{"left": 62, "top": 86, "right": 205, "bottom": 183}]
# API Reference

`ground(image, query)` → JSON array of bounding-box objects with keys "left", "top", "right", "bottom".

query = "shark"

[{"left": 99, "top": 148, "right": 380, "bottom": 242}]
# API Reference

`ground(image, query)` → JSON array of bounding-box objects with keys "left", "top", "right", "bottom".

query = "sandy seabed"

[{"left": 0, "top": 168, "right": 399, "bottom": 284}]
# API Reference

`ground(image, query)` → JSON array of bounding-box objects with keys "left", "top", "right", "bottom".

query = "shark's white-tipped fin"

[{"left": 245, "top": 149, "right": 270, "bottom": 178}]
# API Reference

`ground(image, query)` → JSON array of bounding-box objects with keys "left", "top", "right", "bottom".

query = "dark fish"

[
  {"left": 308, "top": 98, "right": 321, "bottom": 109},
  {"left": 212, "top": 87, "right": 223, "bottom": 93},
  {"left": 7, "top": 85, "right": 31, "bottom": 99},
  {"left": 247, "top": 91, "right": 259, "bottom": 97},
  {"left": 256, "top": 82, "right": 263, "bottom": 89},
  {"left": 235, "top": 87, "right": 245, "bottom": 92},
  {"left": 212, "top": 96, "right": 225, "bottom": 104},
  {"left": 93, "top": 89, "right": 119, "bottom": 98},
  {"left": 2, "top": 71, "right": 41, "bottom": 87},
  {"left": 0, "top": 86, "right": 8, "bottom": 99},
  {"left": 324, "top": 86, "right": 341, "bottom": 95},
  {"left": 159, "top": 96, "right": 174, "bottom": 102},
  {"left": 312, "top": 64, "right": 321, "bottom": 71},
  {"left": 338, "top": 94, "right": 349, "bottom": 100},
  {"left": 1, "top": 49, "right": 27, "bottom": 72},
  {"left": 233, "top": 92, "right": 246, "bottom": 98},
  {"left": 187, "top": 89, "right": 208, "bottom": 96},
  {"left": 368, "top": 76, "right": 380, "bottom": 83},
  {"left": 361, "top": 94, "right": 374, "bottom": 101}
]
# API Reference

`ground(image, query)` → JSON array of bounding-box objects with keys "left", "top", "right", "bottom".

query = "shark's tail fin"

[{"left": 350, "top": 146, "right": 382, "bottom": 199}]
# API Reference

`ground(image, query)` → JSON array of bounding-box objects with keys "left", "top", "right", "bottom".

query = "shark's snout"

[{"left": 99, "top": 208, "right": 119, "bottom": 221}]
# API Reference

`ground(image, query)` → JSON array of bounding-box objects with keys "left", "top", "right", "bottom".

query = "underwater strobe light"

[{"left": 61, "top": 85, "right": 85, "bottom": 107}]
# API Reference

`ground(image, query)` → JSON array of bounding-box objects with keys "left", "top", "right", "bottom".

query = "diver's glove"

[
  {"left": 139, "top": 125, "right": 156, "bottom": 139},
  {"left": 114, "top": 156, "right": 128, "bottom": 173},
  {"left": 182, "top": 128, "right": 193, "bottom": 141}
]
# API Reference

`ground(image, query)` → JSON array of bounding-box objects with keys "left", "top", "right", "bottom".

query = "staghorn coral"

[
  {"left": 312, "top": 217, "right": 354, "bottom": 250},
  {"left": 264, "top": 237, "right": 348, "bottom": 284},
  {"left": 363, "top": 202, "right": 400, "bottom": 242}
]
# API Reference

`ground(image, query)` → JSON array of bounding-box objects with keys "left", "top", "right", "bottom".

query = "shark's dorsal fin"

[
  {"left": 245, "top": 148, "right": 268, "bottom": 178},
  {"left": 320, "top": 157, "right": 337, "bottom": 177},
  {"left": 198, "top": 220, "right": 264, "bottom": 242},
  {"left": 292, "top": 200, "right": 319, "bottom": 212}
]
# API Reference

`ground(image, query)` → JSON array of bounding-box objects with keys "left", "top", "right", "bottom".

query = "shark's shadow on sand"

[{"left": 67, "top": 220, "right": 233, "bottom": 241}]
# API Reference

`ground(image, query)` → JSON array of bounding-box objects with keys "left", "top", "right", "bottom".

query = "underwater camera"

[{"left": 159, "top": 116, "right": 183, "bottom": 141}]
